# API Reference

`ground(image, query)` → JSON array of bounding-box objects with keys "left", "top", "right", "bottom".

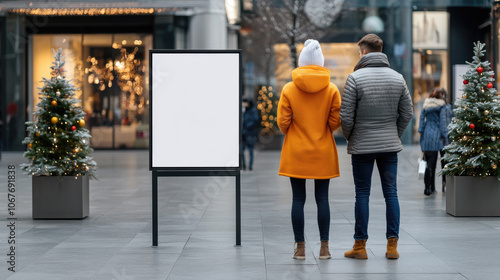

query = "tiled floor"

[{"left": 0, "top": 145, "right": 499, "bottom": 279}]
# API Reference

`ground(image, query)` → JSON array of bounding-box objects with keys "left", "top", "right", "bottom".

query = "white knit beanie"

[{"left": 298, "top": 39, "right": 324, "bottom": 67}]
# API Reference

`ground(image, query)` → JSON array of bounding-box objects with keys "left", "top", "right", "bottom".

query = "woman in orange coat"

[{"left": 277, "top": 39, "right": 341, "bottom": 260}]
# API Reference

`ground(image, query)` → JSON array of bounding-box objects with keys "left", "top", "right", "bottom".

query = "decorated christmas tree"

[
  {"left": 441, "top": 42, "right": 500, "bottom": 179},
  {"left": 21, "top": 49, "right": 97, "bottom": 178}
]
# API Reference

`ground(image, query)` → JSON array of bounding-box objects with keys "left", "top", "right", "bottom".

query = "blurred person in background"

[
  {"left": 277, "top": 39, "right": 341, "bottom": 260},
  {"left": 242, "top": 98, "right": 260, "bottom": 171},
  {"left": 418, "top": 87, "right": 449, "bottom": 195}
]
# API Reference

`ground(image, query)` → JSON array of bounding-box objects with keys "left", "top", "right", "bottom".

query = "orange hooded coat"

[{"left": 277, "top": 65, "right": 341, "bottom": 179}]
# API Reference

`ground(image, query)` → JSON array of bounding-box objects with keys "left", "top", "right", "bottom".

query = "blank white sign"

[
  {"left": 151, "top": 52, "right": 240, "bottom": 169},
  {"left": 453, "top": 64, "right": 468, "bottom": 104}
]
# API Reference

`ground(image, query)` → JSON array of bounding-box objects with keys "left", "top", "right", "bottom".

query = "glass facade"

[
  {"left": 1, "top": 15, "right": 26, "bottom": 151},
  {"left": 241, "top": 1, "right": 413, "bottom": 143},
  {"left": 412, "top": 11, "right": 450, "bottom": 143},
  {"left": 0, "top": 1, "right": 495, "bottom": 151},
  {"left": 0, "top": 3, "right": 225, "bottom": 151},
  {"left": 30, "top": 33, "right": 153, "bottom": 149},
  {"left": 0, "top": 12, "right": 190, "bottom": 151}
]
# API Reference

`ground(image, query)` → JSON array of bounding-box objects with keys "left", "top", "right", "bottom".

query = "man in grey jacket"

[{"left": 340, "top": 34, "right": 413, "bottom": 260}]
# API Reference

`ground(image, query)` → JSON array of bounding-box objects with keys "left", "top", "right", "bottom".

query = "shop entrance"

[{"left": 30, "top": 33, "right": 152, "bottom": 149}]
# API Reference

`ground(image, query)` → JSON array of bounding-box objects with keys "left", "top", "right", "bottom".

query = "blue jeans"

[
  {"left": 290, "top": 178, "right": 330, "bottom": 242},
  {"left": 351, "top": 152, "right": 400, "bottom": 240}
]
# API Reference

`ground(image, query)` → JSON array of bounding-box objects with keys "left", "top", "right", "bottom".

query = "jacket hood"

[
  {"left": 354, "top": 52, "right": 390, "bottom": 71},
  {"left": 423, "top": 97, "right": 446, "bottom": 109},
  {"left": 292, "top": 65, "right": 331, "bottom": 93}
]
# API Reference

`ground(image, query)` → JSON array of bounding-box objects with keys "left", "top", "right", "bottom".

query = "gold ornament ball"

[
  {"left": 51, "top": 100, "right": 57, "bottom": 106},
  {"left": 79, "top": 119, "right": 85, "bottom": 127},
  {"left": 56, "top": 91, "right": 60, "bottom": 96},
  {"left": 493, "top": 164, "right": 497, "bottom": 170},
  {"left": 51, "top": 116, "right": 59, "bottom": 124},
  {"left": 484, "top": 110, "right": 490, "bottom": 116},
  {"left": 492, "top": 136, "right": 497, "bottom": 141},
  {"left": 73, "top": 147, "right": 80, "bottom": 153},
  {"left": 36, "top": 132, "right": 40, "bottom": 137},
  {"left": 28, "top": 143, "right": 32, "bottom": 149}
]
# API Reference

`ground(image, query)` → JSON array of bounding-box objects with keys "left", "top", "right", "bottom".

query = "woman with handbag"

[
  {"left": 277, "top": 39, "right": 341, "bottom": 260},
  {"left": 418, "top": 88, "right": 449, "bottom": 195}
]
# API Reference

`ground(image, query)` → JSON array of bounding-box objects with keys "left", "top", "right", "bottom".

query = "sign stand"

[
  {"left": 151, "top": 170, "right": 241, "bottom": 247},
  {"left": 149, "top": 50, "right": 242, "bottom": 247}
]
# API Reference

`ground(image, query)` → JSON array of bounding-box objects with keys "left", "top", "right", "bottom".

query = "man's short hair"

[{"left": 358, "top": 34, "right": 383, "bottom": 53}]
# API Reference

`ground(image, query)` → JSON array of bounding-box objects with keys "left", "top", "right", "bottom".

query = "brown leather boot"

[
  {"left": 386, "top": 238, "right": 399, "bottom": 259},
  {"left": 344, "top": 240, "right": 367, "bottom": 259},
  {"left": 293, "top": 242, "right": 305, "bottom": 260},
  {"left": 319, "top": 241, "right": 331, "bottom": 260}
]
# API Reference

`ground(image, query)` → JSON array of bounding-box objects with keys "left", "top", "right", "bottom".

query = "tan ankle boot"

[
  {"left": 386, "top": 238, "right": 399, "bottom": 259},
  {"left": 293, "top": 242, "right": 305, "bottom": 260},
  {"left": 344, "top": 240, "right": 367, "bottom": 259},
  {"left": 319, "top": 241, "right": 331, "bottom": 259}
]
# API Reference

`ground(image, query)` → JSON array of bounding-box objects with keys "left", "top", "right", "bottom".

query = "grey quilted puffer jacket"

[{"left": 340, "top": 52, "right": 413, "bottom": 154}]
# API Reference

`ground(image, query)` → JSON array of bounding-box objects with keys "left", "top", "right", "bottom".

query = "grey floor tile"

[
  {"left": 266, "top": 264, "right": 323, "bottom": 280},
  {"left": 0, "top": 147, "right": 499, "bottom": 279},
  {"left": 321, "top": 274, "right": 468, "bottom": 280},
  {"left": 6, "top": 272, "right": 92, "bottom": 280},
  {"left": 167, "top": 254, "right": 266, "bottom": 280}
]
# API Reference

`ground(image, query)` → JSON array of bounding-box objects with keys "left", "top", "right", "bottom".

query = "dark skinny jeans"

[{"left": 290, "top": 177, "right": 330, "bottom": 243}]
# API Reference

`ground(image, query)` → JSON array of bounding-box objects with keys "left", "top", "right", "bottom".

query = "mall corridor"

[{"left": 0, "top": 145, "right": 499, "bottom": 280}]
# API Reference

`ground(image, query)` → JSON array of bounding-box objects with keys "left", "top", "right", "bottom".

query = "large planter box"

[
  {"left": 446, "top": 176, "right": 500, "bottom": 217},
  {"left": 32, "top": 175, "right": 89, "bottom": 219}
]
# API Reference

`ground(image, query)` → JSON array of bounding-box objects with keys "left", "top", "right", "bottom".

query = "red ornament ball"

[
  {"left": 492, "top": 75, "right": 495, "bottom": 78},
  {"left": 477, "top": 66, "right": 483, "bottom": 74},
  {"left": 487, "top": 82, "right": 493, "bottom": 89},
  {"left": 463, "top": 80, "right": 469, "bottom": 85},
  {"left": 470, "top": 123, "right": 475, "bottom": 130},
  {"left": 71, "top": 126, "right": 76, "bottom": 131}
]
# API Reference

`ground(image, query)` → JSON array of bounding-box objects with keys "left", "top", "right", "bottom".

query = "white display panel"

[
  {"left": 150, "top": 51, "right": 241, "bottom": 169},
  {"left": 453, "top": 64, "right": 468, "bottom": 103}
]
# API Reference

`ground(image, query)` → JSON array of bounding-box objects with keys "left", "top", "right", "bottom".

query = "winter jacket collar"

[
  {"left": 292, "top": 65, "right": 331, "bottom": 93},
  {"left": 353, "top": 52, "right": 390, "bottom": 71},
  {"left": 423, "top": 98, "right": 446, "bottom": 109}
]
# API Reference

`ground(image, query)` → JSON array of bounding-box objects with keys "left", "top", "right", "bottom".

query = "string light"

[{"left": 7, "top": 7, "right": 174, "bottom": 16}]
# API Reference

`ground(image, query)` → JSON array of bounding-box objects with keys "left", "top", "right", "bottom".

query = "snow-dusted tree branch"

[{"left": 242, "top": 0, "right": 344, "bottom": 85}]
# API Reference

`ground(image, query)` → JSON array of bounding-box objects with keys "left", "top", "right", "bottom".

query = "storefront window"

[
  {"left": 412, "top": 11, "right": 449, "bottom": 143},
  {"left": 31, "top": 33, "right": 152, "bottom": 149}
]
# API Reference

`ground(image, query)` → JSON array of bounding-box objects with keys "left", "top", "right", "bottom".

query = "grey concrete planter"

[
  {"left": 446, "top": 176, "right": 500, "bottom": 217},
  {"left": 32, "top": 175, "right": 89, "bottom": 219}
]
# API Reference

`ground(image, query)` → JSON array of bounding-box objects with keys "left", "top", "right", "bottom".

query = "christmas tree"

[
  {"left": 21, "top": 49, "right": 97, "bottom": 178},
  {"left": 441, "top": 42, "right": 500, "bottom": 179},
  {"left": 256, "top": 85, "right": 279, "bottom": 135}
]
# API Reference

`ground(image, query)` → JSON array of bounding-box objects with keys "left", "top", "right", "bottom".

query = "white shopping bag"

[{"left": 417, "top": 158, "right": 427, "bottom": 180}]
